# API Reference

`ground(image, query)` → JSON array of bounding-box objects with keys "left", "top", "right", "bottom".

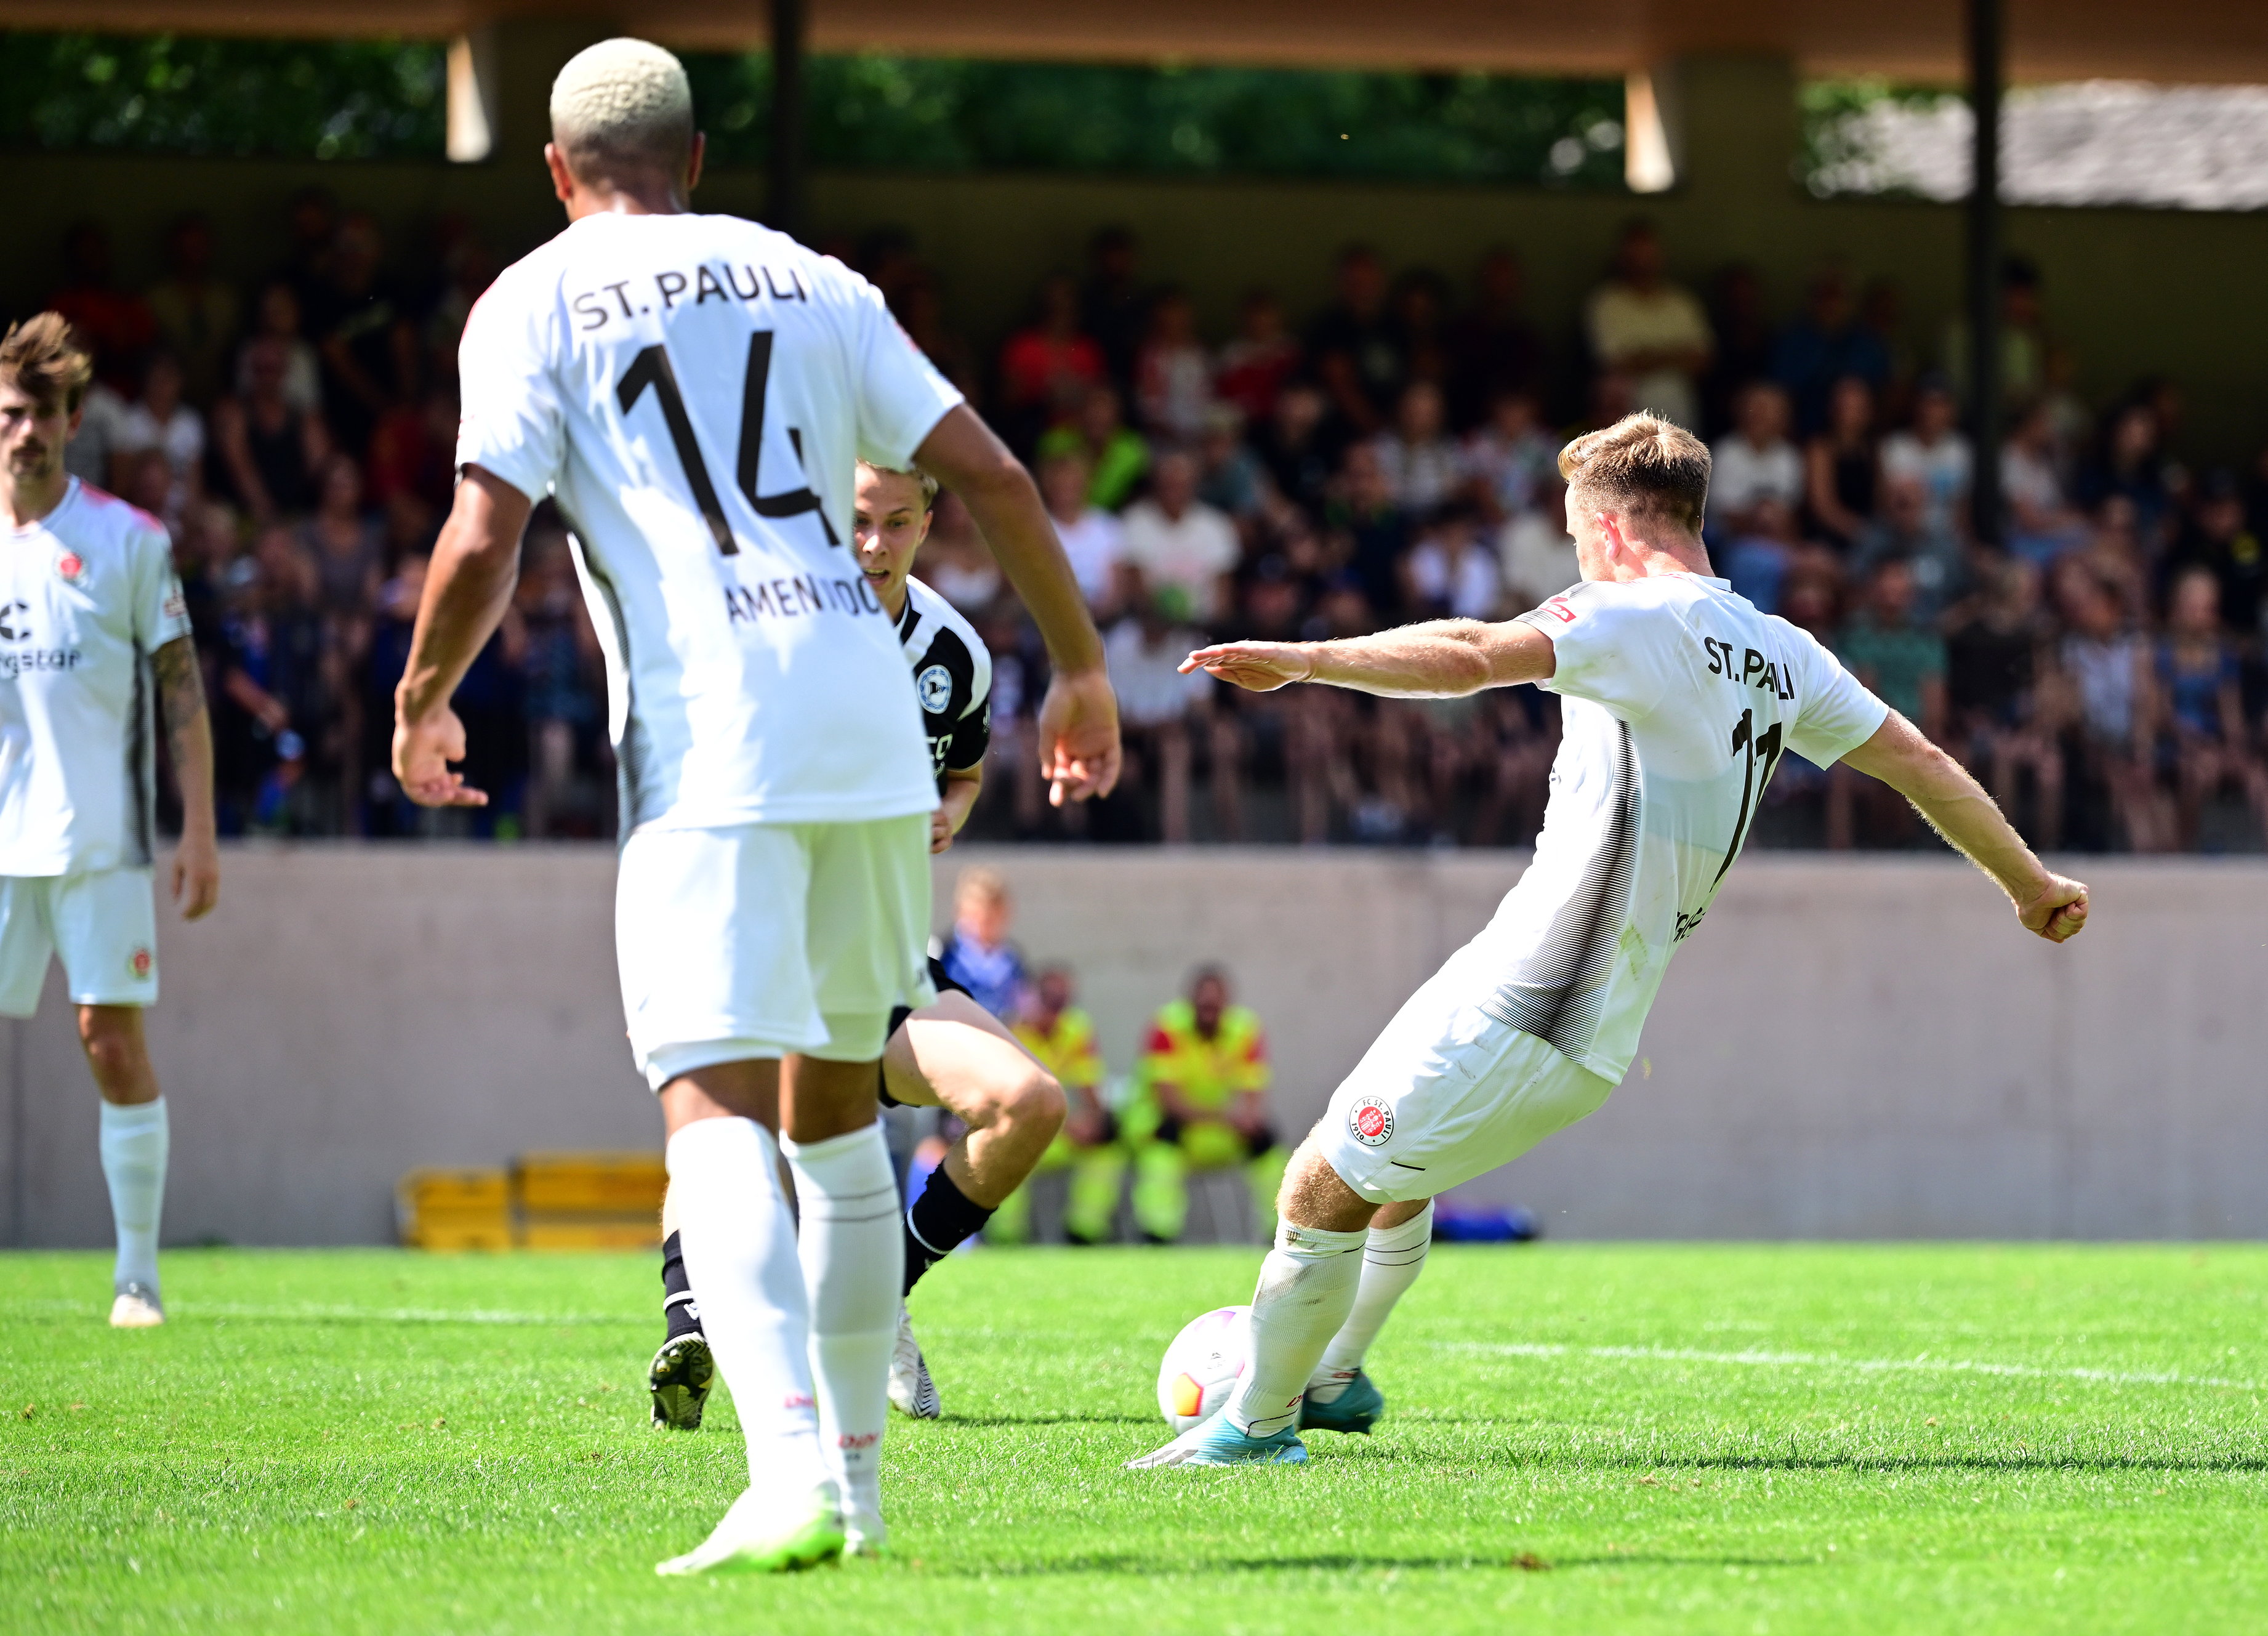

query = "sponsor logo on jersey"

[
  {"left": 1349, "top": 1096, "right": 1395, "bottom": 1147},
  {"left": 56, "top": 550, "right": 84, "bottom": 584},
  {"left": 916, "top": 663, "right": 953, "bottom": 713},
  {"left": 129, "top": 946, "right": 154, "bottom": 981}
]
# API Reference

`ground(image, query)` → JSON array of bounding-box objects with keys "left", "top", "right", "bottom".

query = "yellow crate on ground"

[
  {"left": 513, "top": 1151, "right": 666, "bottom": 1251},
  {"left": 513, "top": 1151, "right": 668, "bottom": 1214},
  {"left": 396, "top": 1169, "right": 513, "bottom": 1251}
]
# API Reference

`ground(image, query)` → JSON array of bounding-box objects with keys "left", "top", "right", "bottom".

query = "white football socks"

[
  {"left": 98, "top": 1098, "right": 168, "bottom": 1295},
  {"left": 1308, "top": 1201, "right": 1434, "bottom": 1402},
  {"left": 664, "top": 1118, "right": 829, "bottom": 1504},
  {"left": 1224, "top": 1220, "right": 1369, "bottom": 1439},
  {"left": 783, "top": 1123, "right": 902, "bottom": 1523}
]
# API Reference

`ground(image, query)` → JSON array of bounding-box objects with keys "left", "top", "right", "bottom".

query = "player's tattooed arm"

[
  {"left": 153, "top": 635, "right": 221, "bottom": 921},
  {"left": 1182, "top": 618, "right": 1556, "bottom": 699}
]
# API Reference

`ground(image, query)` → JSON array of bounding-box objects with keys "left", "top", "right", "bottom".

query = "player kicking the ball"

[
  {"left": 1132, "top": 413, "right": 2089, "bottom": 1468},
  {"left": 0, "top": 315, "right": 220, "bottom": 1331},
  {"left": 649, "top": 458, "right": 1068, "bottom": 1432},
  {"left": 392, "top": 41, "right": 1115, "bottom": 1571}
]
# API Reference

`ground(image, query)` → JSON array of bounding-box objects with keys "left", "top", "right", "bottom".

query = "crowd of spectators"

[
  {"left": 41, "top": 199, "right": 2268, "bottom": 852},
  {"left": 47, "top": 199, "right": 608, "bottom": 840}
]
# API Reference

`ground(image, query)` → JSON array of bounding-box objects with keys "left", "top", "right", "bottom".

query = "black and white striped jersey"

[{"left": 896, "top": 574, "right": 992, "bottom": 790}]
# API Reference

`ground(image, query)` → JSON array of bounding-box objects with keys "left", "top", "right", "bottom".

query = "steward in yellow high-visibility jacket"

[
  {"left": 989, "top": 966, "right": 1128, "bottom": 1245},
  {"left": 1125, "top": 965, "right": 1286, "bottom": 1241}
]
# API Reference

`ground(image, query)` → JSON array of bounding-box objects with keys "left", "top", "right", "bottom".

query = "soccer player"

[
  {"left": 390, "top": 40, "right": 1116, "bottom": 1571},
  {"left": 1132, "top": 414, "right": 2088, "bottom": 1467},
  {"left": 0, "top": 314, "right": 220, "bottom": 1329},
  {"left": 648, "top": 458, "right": 1069, "bottom": 1431}
]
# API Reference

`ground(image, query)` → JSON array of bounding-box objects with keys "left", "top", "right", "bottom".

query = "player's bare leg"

[
  {"left": 81, "top": 1005, "right": 169, "bottom": 1328},
  {"left": 883, "top": 993, "right": 1065, "bottom": 1418},
  {"left": 778, "top": 1052, "right": 903, "bottom": 1556}
]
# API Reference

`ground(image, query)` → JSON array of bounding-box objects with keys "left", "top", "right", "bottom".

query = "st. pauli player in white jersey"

[
  {"left": 390, "top": 41, "right": 1119, "bottom": 1570},
  {"left": 0, "top": 315, "right": 220, "bottom": 1331},
  {"left": 1132, "top": 413, "right": 2089, "bottom": 1468}
]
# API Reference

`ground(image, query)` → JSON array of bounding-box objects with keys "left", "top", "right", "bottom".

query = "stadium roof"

[{"left": 7, "top": 0, "right": 2268, "bottom": 86}]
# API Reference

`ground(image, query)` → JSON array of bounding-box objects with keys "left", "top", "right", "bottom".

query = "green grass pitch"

[{"left": 4, "top": 1244, "right": 2265, "bottom": 1634}]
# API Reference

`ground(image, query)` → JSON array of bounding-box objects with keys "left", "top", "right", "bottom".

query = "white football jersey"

[
  {"left": 457, "top": 211, "right": 962, "bottom": 832},
  {"left": 1481, "top": 573, "right": 1888, "bottom": 1082},
  {"left": 0, "top": 479, "right": 192, "bottom": 876}
]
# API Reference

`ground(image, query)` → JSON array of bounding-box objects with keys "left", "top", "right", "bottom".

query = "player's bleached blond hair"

[
  {"left": 0, "top": 312, "right": 94, "bottom": 413},
  {"left": 549, "top": 38, "right": 694, "bottom": 179},
  {"left": 1557, "top": 412, "right": 1711, "bottom": 535},
  {"left": 858, "top": 458, "right": 940, "bottom": 512}
]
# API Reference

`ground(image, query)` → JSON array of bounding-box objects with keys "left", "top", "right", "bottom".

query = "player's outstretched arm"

[
  {"left": 1180, "top": 618, "right": 1556, "bottom": 699},
  {"left": 392, "top": 466, "right": 533, "bottom": 808},
  {"left": 152, "top": 635, "right": 220, "bottom": 921},
  {"left": 915, "top": 408, "right": 1120, "bottom": 806},
  {"left": 1840, "top": 710, "right": 2089, "bottom": 943}
]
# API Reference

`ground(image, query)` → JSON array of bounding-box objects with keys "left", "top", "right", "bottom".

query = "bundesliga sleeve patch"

[{"left": 1348, "top": 1097, "right": 1395, "bottom": 1147}]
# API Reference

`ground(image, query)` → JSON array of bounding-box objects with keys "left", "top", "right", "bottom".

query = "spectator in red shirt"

[
  {"left": 1214, "top": 289, "right": 1299, "bottom": 427},
  {"left": 997, "top": 273, "right": 1106, "bottom": 454},
  {"left": 49, "top": 221, "right": 157, "bottom": 395}
]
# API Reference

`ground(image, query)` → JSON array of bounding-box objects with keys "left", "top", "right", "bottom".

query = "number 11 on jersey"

[{"left": 1713, "top": 706, "right": 1784, "bottom": 885}]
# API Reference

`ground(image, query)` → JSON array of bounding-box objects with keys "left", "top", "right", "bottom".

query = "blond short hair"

[
  {"left": 858, "top": 459, "right": 939, "bottom": 512},
  {"left": 0, "top": 313, "right": 94, "bottom": 413},
  {"left": 1557, "top": 412, "right": 1711, "bottom": 534},
  {"left": 550, "top": 38, "right": 694, "bottom": 177},
  {"left": 955, "top": 864, "right": 1009, "bottom": 907}
]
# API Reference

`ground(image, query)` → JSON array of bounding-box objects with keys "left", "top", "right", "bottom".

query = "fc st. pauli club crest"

[
  {"left": 1348, "top": 1096, "right": 1395, "bottom": 1147},
  {"left": 56, "top": 549, "right": 85, "bottom": 584}
]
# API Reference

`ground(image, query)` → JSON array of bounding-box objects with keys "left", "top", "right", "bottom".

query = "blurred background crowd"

[{"left": 53, "top": 195, "right": 2268, "bottom": 852}]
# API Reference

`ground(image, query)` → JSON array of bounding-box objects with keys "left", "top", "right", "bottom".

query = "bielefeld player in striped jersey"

[
  {"left": 1133, "top": 413, "right": 2089, "bottom": 1468},
  {"left": 390, "top": 41, "right": 1117, "bottom": 1572},
  {"left": 648, "top": 459, "right": 1071, "bottom": 1431},
  {"left": 0, "top": 315, "right": 220, "bottom": 1330}
]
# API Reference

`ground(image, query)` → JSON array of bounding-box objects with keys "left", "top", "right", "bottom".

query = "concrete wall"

[
  {"left": 9, "top": 54, "right": 2268, "bottom": 457},
  {"left": 3, "top": 842, "right": 2262, "bottom": 1246}
]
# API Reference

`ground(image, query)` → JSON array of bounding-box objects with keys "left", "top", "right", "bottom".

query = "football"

[{"left": 1154, "top": 1304, "right": 1251, "bottom": 1432}]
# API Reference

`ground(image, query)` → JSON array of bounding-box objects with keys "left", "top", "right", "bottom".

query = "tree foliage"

[
  {"left": 0, "top": 33, "right": 444, "bottom": 159},
  {"left": 0, "top": 33, "right": 1626, "bottom": 188},
  {"left": 686, "top": 54, "right": 1628, "bottom": 187}
]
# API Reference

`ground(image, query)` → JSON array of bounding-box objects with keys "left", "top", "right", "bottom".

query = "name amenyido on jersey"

[{"left": 457, "top": 212, "right": 965, "bottom": 831}]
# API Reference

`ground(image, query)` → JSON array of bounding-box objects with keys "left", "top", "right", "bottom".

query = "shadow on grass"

[
  {"left": 910, "top": 1551, "right": 1820, "bottom": 1578},
  {"left": 1311, "top": 1440, "right": 2268, "bottom": 1476},
  {"left": 945, "top": 1413, "right": 1159, "bottom": 1427}
]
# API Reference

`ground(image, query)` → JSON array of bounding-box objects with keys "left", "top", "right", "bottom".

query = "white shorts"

[
  {"left": 0, "top": 868, "right": 159, "bottom": 1017},
  {"left": 616, "top": 814, "right": 935, "bottom": 1090},
  {"left": 1317, "top": 943, "right": 1617, "bottom": 1205}
]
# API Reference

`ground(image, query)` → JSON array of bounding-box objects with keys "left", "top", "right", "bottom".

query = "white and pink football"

[{"left": 1155, "top": 1304, "right": 1250, "bottom": 1433}]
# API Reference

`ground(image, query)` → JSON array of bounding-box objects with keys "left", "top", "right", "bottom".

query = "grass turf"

[{"left": 3, "top": 1244, "right": 2264, "bottom": 1634}]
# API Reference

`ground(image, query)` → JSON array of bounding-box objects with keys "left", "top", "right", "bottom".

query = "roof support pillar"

[
  {"left": 768, "top": 0, "right": 808, "bottom": 240},
  {"left": 1966, "top": 0, "right": 2003, "bottom": 544}
]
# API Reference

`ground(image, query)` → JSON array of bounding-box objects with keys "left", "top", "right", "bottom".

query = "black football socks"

[
  {"left": 903, "top": 1165, "right": 994, "bottom": 1296},
  {"left": 659, "top": 1230, "right": 702, "bottom": 1341}
]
